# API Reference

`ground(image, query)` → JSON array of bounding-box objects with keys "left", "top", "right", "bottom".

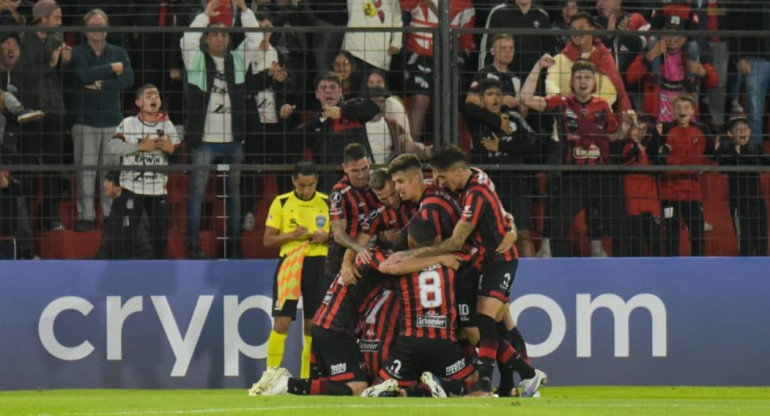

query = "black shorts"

[
  {"left": 455, "top": 265, "right": 480, "bottom": 328},
  {"left": 272, "top": 256, "right": 331, "bottom": 320},
  {"left": 381, "top": 337, "right": 476, "bottom": 382},
  {"left": 311, "top": 326, "right": 368, "bottom": 382},
  {"left": 477, "top": 259, "right": 519, "bottom": 303},
  {"left": 404, "top": 52, "right": 433, "bottom": 95}
]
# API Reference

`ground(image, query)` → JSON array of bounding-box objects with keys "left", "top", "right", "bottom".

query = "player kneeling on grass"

[
  {"left": 249, "top": 227, "right": 460, "bottom": 397},
  {"left": 362, "top": 218, "right": 522, "bottom": 398}
]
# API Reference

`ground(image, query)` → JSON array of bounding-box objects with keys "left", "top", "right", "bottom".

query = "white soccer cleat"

[
  {"left": 361, "top": 379, "right": 400, "bottom": 397},
  {"left": 420, "top": 371, "right": 447, "bottom": 398},
  {"left": 261, "top": 367, "right": 290, "bottom": 396},
  {"left": 248, "top": 366, "right": 288, "bottom": 396},
  {"left": 518, "top": 369, "right": 547, "bottom": 398}
]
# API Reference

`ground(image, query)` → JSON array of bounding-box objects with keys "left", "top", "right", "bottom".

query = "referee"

[{"left": 263, "top": 161, "right": 330, "bottom": 378}]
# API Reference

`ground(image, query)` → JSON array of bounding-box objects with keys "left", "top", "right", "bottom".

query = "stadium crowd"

[{"left": 0, "top": 0, "right": 769, "bottom": 259}]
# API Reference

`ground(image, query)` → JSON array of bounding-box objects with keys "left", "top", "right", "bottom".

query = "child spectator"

[
  {"left": 95, "top": 171, "right": 152, "bottom": 260},
  {"left": 715, "top": 116, "right": 769, "bottom": 256},
  {"left": 648, "top": 93, "right": 713, "bottom": 256},
  {"left": 106, "top": 84, "right": 181, "bottom": 259},
  {"left": 620, "top": 118, "right": 662, "bottom": 256}
]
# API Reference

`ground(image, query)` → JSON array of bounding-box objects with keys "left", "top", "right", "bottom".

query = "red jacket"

[
  {"left": 621, "top": 140, "right": 660, "bottom": 216},
  {"left": 651, "top": 122, "right": 712, "bottom": 201},
  {"left": 626, "top": 54, "right": 718, "bottom": 118}
]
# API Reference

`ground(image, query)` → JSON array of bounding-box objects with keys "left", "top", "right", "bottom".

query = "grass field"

[{"left": 1, "top": 387, "right": 769, "bottom": 416}]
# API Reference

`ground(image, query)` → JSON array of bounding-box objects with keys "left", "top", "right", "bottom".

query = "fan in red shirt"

[
  {"left": 621, "top": 119, "right": 662, "bottom": 256},
  {"left": 521, "top": 54, "right": 636, "bottom": 258},
  {"left": 647, "top": 93, "right": 714, "bottom": 256}
]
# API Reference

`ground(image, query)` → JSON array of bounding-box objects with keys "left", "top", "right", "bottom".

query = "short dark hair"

[
  {"left": 478, "top": 78, "right": 503, "bottom": 94},
  {"left": 489, "top": 33, "right": 514, "bottom": 49},
  {"left": 727, "top": 115, "right": 751, "bottom": 131},
  {"left": 430, "top": 146, "right": 468, "bottom": 171},
  {"left": 343, "top": 143, "right": 368, "bottom": 164},
  {"left": 135, "top": 84, "right": 159, "bottom": 101},
  {"left": 369, "top": 168, "right": 391, "bottom": 191},
  {"left": 569, "top": 11, "right": 596, "bottom": 27},
  {"left": 105, "top": 171, "right": 121, "bottom": 186},
  {"left": 292, "top": 161, "right": 318, "bottom": 179},
  {"left": 254, "top": 12, "right": 273, "bottom": 23},
  {"left": 314, "top": 71, "right": 342, "bottom": 90},
  {"left": 408, "top": 218, "right": 438, "bottom": 248},
  {"left": 388, "top": 153, "right": 422, "bottom": 176},
  {"left": 571, "top": 59, "right": 597, "bottom": 75}
]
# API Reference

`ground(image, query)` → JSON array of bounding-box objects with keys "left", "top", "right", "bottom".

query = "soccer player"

[
  {"left": 357, "top": 285, "right": 401, "bottom": 383},
  {"left": 106, "top": 84, "right": 181, "bottom": 259},
  {"left": 388, "top": 147, "right": 546, "bottom": 397},
  {"left": 263, "top": 161, "right": 330, "bottom": 379},
  {"left": 250, "top": 242, "right": 459, "bottom": 397}
]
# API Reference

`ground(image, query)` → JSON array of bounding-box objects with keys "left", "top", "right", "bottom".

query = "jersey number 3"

[{"left": 418, "top": 270, "right": 443, "bottom": 308}]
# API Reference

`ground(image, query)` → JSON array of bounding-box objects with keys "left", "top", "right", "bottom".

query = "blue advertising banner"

[{"left": 0, "top": 258, "right": 768, "bottom": 390}]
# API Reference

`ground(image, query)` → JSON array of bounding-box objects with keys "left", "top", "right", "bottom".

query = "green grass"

[{"left": 0, "top": 387, "right": 768, "bottom": 416}]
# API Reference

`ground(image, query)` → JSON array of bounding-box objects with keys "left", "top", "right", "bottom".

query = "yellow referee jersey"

[{"left": 265, "top": 191, "right": 331, "bottom": 258}]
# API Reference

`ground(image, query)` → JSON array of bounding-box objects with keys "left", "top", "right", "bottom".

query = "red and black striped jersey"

[
  {"left": 397, "top": 263, "right": 458, "bottom": 341},
  {"left": 367, "top": 201, "right": 418, "bottom": 237},
  {"left": 329, "top": 175, "right": 382, "bottom": 240},
  {"left": 415, "top": 183, "right": 462, "bottom": 240},
  {"left": 313, "top": 249, "right": 388, "bottom": 334},
  {"left": 357, "top": 288, "right": 401, "bottom": 380},
  {"left": 459, "top": 168, "right": 518, "bottom": 265}
]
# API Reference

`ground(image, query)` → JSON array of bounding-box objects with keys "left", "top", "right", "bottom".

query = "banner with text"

[{"left": 1, "top": 258, "right": 768, "bottom": 389}]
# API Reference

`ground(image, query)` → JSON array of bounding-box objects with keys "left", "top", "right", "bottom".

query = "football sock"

[
  {"left": 440, "top": 378, "right": 475, "bottom": 396},
  {"left": 266, "top": 330, "right": 287, "bottom": 368},
  {"left": 476, "top": 314, "right": 499, "bottom": 391},
  {"left": 499, "top": 338, "right": 535, "bottom": 380},
  {"left": 301, "top": 335, "right": 312, "bottom": 379},
  {"left": 287, "top": 378, "right": 352, "bottom": 396},
  {"left": 509, "top": 326, "right": 529, "bottom": 362}
]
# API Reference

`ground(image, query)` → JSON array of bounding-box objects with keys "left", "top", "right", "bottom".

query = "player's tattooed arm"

[
  {"left": 405, "top": 220, "right": 474, "bottom": 260},
  {"left": 379, "top": 254, "right": 460, "bottom": 276},
  {"left": 331, "top": 219, "right": 366, "bottom": 253}
]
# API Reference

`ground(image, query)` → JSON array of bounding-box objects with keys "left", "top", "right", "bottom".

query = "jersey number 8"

[{"left": 418, "top": 270, "right": 443, "bottom": 308}]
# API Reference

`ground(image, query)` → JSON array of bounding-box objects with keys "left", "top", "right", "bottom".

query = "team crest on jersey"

[
  {"left": 316, "top": 215, "right": 327, "bottom": 229},
  {"left": 330, "top": 192, "right": 342, "bottom": 204}
]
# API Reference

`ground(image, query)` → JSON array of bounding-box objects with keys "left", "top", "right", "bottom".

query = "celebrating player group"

[{"left": 249, "top": 143, "right": 546, "bottom": 398}]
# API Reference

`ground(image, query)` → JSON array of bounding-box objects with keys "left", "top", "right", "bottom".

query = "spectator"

[
  {"left": 522, "top": 55, "right": 635, "bottom": 257},
  {"left": 13, "top": 0, "right": 70, "bottom": 231},
  {"left": 68, "top": 8, "right": 134, "bottom": 232},
  {"left": 701, "top": 0, "right": 729, "bottom": 135},
  {"left": 363, "top": 70, "right": 432, "bottom": 160},
  {"left": 296, "top": 72, "right": 378, "bottom": 189},
  {"left": 342, "top": 0, "right": 402, "bottom": 72},
  {"left": 715, "top": 116, "right": 769, "bottom": 256},
  {"left": 402, "top": 0, "right": 475, "bottom": 142},
  {"left": 0, "top": 151, "right": 36, "bottom": 259},
  {"left": 106, "top": 84, "right": 181, "bottom": 259},
  {"left": 594, "top": 0, "right": 650, "bottom": 74},
  {"left": 463, "top": 78, "right": 538, "bottom": 256},
  {"left": 468, "top": 34, "right": 526, "bottom": 116},
  {"left": 546, "top": 12, "right": 632, "bottom": 112},
  {"left": 620, "top": 118, "right": 662, "bottom": 256},
  {"left": 728, "top": 0, "right": 770, "bottom": 148},
  {"left": 1, "top": 33, "right": 44, "bottom": 146},
  {"left": 0, "top": 0, "right": 24, "bottom": 26},
  {"left": 332, "top": 50, "right": 361, "bottom": 97},
  {"left": 648, "top": 93, "right": 713, "bottom": 256},
  {"left": 479, "top": 0, "right": 552, "bottom": 75},
  {"left": 242, "top": 12, "right": 298, "bottom": 232},
  {"left": 553, "top": 0, "right": 580, "bottom": 51},
  {"left": 95, "top": 171, "right": 152, "bottom": 260},
  {"left": 181, "top": 0, "right": 262, "bottom": 259},
  {"left": 306, "top": 0, "right": 348, "bottom": 72},
  {"left": 626, "top": 14, "right": 717, "bottom": 123}
]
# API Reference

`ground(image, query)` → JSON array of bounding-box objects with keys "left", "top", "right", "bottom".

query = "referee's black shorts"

[{"left": 272, "top": 256, "right": 331, "bottom": 320}]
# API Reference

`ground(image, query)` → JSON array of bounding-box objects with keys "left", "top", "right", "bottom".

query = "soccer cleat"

[
  {"left": 518, "top": 369, "right": 547, "bottom": 398},
  {"left": 361, "top": 379, "right": 400, "bottom": 397},
  {"left": 261, "top": 366, "right": 290, "bottom": 396},
  {"left": 420, "top": 371, "right": 447, "bottom": 398},
  {"left": 248, "top": 366, "right": 288, "bottom": 396}
]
